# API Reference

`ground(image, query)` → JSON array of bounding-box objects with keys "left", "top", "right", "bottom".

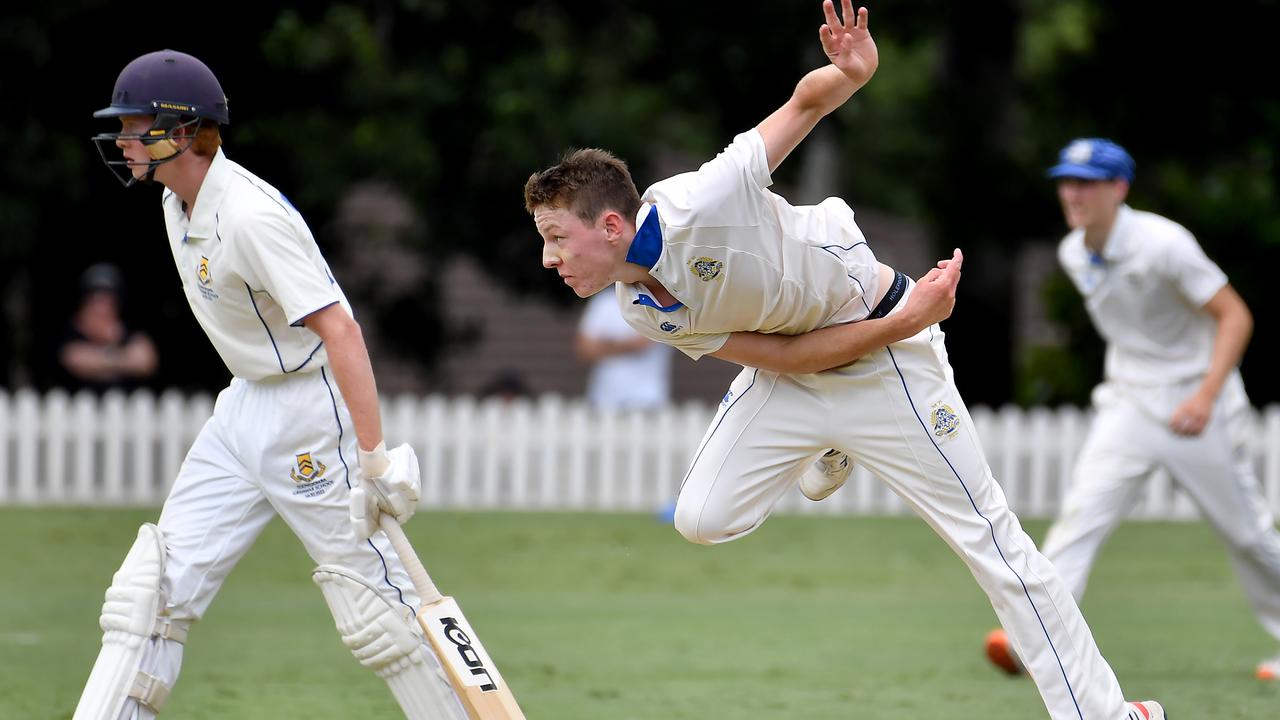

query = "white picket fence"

[{"left": 2, "top": 388, "right": 1279, "bottom": 519}]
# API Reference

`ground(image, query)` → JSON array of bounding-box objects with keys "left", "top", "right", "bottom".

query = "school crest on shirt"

[
  {"left": 195, "top": 256, "right": 218, "bottom": 301},
  {"left": 930, "top": 402, "right": 961, "bottom": 439},
  {"left": 688, "top": 256, "right": 724, "bottom": 281},
  {"left": 290, "top": 452, "right": 327, "bottom": 483}
]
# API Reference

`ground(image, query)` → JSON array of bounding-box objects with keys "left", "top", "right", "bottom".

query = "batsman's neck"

[{"left": 158, "top": 154, "right": 214, "bottom": 219}]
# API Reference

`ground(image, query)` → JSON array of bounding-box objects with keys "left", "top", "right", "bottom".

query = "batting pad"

[
  {"left": 313, "top": 565, "right": 467, "bottom": 720},
  {"left": 74, "top": 523, "right": 186, "bottom": 720}
]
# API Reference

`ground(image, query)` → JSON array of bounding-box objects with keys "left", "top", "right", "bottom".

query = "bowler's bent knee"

[{"left": 673, "top": 495, "right": 757, "bottom": 545}]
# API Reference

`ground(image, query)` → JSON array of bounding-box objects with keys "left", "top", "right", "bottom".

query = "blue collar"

[
  {"left": 624, "top": 204, "right": 663, "bottom": 269},
  {"left": 634, "top": 293, "right": 683, "bottom": 312}
]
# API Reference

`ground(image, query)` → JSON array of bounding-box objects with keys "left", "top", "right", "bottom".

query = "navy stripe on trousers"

[
  {"left": 320, "top": 367, "right": 414, "bottom": 615},
  {"left": 884, "top": 346, "right": 1084, "bottom": 720}
]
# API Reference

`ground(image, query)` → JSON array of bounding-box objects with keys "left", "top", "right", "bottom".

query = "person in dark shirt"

[{"left": 56, "top": 263, "right": 158, "bottom": 393}]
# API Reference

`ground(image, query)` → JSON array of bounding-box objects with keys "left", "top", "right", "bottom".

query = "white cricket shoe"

[
  {"left": 1126, "top": 700, "right": 1166, "bottom": 719},
  {"left": 1256, "top": 652, "right": 1280, "bottom": 680},
  {"left": 799, "top": 449, "right": 853, "bottom": 501}
]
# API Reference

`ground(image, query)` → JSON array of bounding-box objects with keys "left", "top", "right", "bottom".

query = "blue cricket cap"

[{"left": 1047, "top": 138, "right": 1135, "bottom": 182}]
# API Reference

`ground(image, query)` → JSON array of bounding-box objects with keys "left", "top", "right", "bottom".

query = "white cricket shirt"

[
  {"left": 1059, "top": 204, "right": 1228, "bottom": 386},
  {"left": 579, "top": 289, "right": 672, "bottom": 410},
  {"left": 617, "top": 129, "right": 881, "bottom": 360},
  {"left": 163, "top": 149, "right": 350, "bottom": 380}
]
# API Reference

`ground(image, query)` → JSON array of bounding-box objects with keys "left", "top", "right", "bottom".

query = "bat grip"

[{"left": 379, "top": 515, "right": 445, "bottom": 605}]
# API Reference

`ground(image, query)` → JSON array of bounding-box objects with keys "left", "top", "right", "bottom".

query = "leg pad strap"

[{"left": 314, "top": 565, "right": 467, "bottom": 720}]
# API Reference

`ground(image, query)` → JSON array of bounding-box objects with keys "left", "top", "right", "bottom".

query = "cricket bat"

[{"left": 379, "top": 516, "right": 526, "bottom": 719}]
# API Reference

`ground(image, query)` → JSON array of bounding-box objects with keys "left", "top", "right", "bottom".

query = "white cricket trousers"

[
  {"left": 674, "top": 318, "right": 1132, "bottom": 719},
  {"left": 1041, "top": 373, "right": 1280, "bottom": 642},
  {"left": 127, "top": 368, "right": 422, "bottom": 718}
]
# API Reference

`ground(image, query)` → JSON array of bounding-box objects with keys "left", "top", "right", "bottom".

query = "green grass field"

[{"left": 3, "top": 508, "right": 1276, "bottom": 719}]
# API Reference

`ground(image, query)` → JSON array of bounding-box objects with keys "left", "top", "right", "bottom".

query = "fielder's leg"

[
  {"left": 1162, "top": 407, "right": 1280, "bottom": 645},
  {"left": 988, "top": 392, "right": 1155, "bottom": 675},
  {"left": 1038, "top": 392, "right": 1156, "bottom": 601},
  {"left": 314, "top": 566, "right": 468, "bottom": 719}
]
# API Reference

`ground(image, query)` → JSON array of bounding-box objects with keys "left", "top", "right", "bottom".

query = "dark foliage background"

[{"left": 3, "top": 0, "right": 1276, "bottom": 404}]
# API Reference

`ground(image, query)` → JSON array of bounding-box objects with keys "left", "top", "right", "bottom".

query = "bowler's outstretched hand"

[{"left": 820, "top": 0, "right": 878, "bottom": 89}]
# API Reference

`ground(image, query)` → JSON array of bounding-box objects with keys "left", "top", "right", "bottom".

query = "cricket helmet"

[{"left": 91, "top": 50, "right": 229, "bottom": 186}]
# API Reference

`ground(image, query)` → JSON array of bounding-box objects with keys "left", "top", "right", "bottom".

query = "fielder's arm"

[
  {"left": 711, "top": 250, "right": 962, "bottom": 374},
  {"left": 1169, "top": 284, "right": 1253, "bottom": 436},
  {"left": 756, "top": 1, "right": 878, "bottom": 172},
  {"left": 303, "top": 303, "right": 384, "bottom": 454}
]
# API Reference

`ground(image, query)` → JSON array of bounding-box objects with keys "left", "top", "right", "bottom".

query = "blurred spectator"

[
  {"left": 55, "top": 263, "right": 158, "bottom": 393},
  {"left": 575, "top": 289, "right": 671, "bottom": 410}
]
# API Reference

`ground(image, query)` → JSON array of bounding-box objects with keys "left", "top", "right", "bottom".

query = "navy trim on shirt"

[
  {"left": 246, "top": 282, "right": 287, "bottom": 373},
  {"left": 232, "top": 169, "right": 291, "bottom": 215},
  {"left": 290, "top": 300, "right": 340, "bottom": 328},
  {"left": 245, "top": 284, "right": 323, "bottom": 373},
  {"left": 634, "top": 294, "right": 684, "bottom": 312},
  {"left": 625, "top": 205, "right": 663, "bottom": 269}
]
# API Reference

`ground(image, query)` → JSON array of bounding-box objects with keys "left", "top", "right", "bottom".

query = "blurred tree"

[
  {"left": 1, "top": 0, "right": 1276, "bottom": 403},
  {"left": 1016, "top": 272, "right": 1104, "bottom": 407}
]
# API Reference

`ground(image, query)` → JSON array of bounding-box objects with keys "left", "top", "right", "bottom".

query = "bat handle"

[{"left": 379, "top": 515, "right": 445, "bottom": 605}]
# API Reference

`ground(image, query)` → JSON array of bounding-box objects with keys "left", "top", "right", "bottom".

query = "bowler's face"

[
  {"left": 533, "top": 205, "right": 615, "bottom": 298},
  {"left": 1057, "top": 178, "right": 1126, "bottom": 230}
]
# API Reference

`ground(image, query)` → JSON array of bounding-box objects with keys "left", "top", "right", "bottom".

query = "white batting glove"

[
  {"left": 349, "top": 482, "right": 381, "bottom": 542},
  {"left": 353, "top": 442, "right": 422, "bottom": 534}
]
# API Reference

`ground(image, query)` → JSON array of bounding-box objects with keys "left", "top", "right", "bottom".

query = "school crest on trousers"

[
  {"left": 290, "top": 452, "right": 327, "bottom": 483},
  {"left": 930, "top": 402, "right": 961, "bottom": 439}
]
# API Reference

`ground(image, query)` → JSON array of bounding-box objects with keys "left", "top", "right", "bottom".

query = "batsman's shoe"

[
  {"left": 984, "top": 628, "right": 1024, "bottom": 675},
  {"left": 1126, "top": 700, "right": 1166, "bottom": 719},
  {"left": 1256, "top": 652, "right": 1280, "bottom": 680},
  {"left": 799, "top": 449, "right": 853, "bottom": 501}
]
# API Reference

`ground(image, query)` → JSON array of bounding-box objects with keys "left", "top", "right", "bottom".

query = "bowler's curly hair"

[{"left": 523, "top": 148, "right": 642, "bottom": 224}]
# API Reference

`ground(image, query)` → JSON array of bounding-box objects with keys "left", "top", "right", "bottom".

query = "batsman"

[
  {"left": 525, "top": 3, "right": 1165, "bottom": 718},
  {"left": 76, "top": 51, "right": 469, "bottom": 719}
]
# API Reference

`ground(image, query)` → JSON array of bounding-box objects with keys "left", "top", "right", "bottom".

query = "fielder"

[
  {"left": 77, "top": 51, "right": 468, "bottom": 719},
  {"left": 524, "top": 3, "right": 1163, "bottom": 718},
  {"left": 985, "top": 137, "right": 1280, "bottom": 682}
]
